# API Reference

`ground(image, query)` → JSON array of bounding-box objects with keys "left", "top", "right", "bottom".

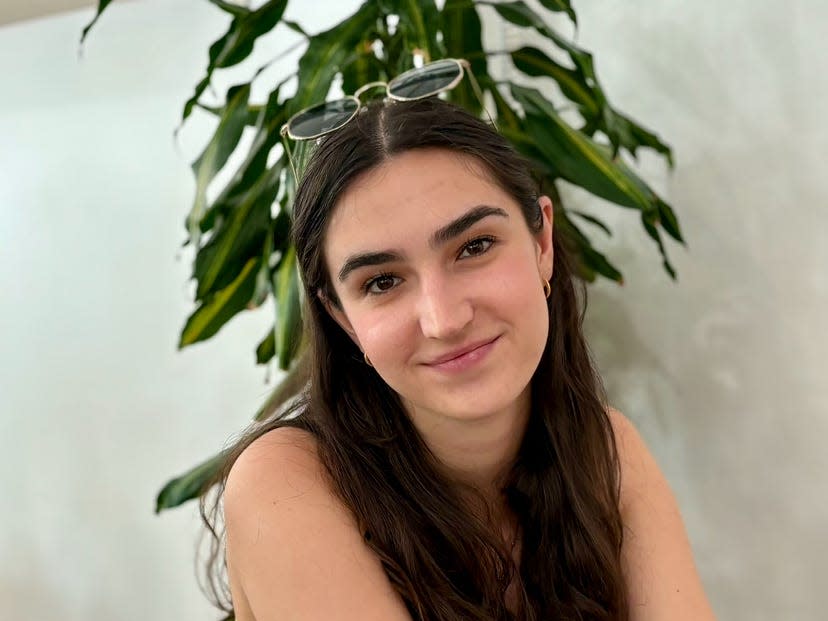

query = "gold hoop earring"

[
  {"left": 364, "top": 352, "right": 373, "bottom": 367},
  {"left": 543, "top": 279, "right": 551, "bottom": 299}
]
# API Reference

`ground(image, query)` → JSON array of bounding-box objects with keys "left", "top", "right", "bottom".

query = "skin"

[
  {"left": 223, "top": 147, "right": 718, "bottom": 621},
  {"left": 323, "top": 148, "right": 554, "bottom": 496}
]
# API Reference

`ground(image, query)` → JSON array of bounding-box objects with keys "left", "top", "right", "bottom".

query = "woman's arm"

[
  {"left": 223, "top": 427, "right": 413, "bottom": 621},
  {"left": 609, "top": 409, "right": 718, "bottom": 621}
]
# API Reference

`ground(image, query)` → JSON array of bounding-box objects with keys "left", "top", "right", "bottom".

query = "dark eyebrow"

[
  {"left": 430, "top": 205, "right": 509, "bottom": 248},
  {"left": 337, "top": 205, "right": 509, "bottom": 283},
  {"left": 338, "top": 251, "right": 403, "bottom": 283}
]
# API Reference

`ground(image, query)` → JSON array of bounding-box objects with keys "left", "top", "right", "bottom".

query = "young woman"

[{"left": 203, "top": 95, "right": 717, "bottom": 620}]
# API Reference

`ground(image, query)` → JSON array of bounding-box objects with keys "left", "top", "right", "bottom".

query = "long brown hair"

[{"left": 200, "top": 98, "right": 627, "bottom": 621}]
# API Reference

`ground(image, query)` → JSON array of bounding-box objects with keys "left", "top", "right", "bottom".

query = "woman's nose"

[{"left": 416, "top": 278, "right": 473, "bottom": 340}]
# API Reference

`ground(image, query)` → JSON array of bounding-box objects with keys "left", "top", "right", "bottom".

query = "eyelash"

[
  {"left": 457, "top": 234, "right": 496, "bottom": 259},
  {"left": 360, "top": 235, "right": 497, "bottom": 296},
  {"left": 361, "top": 271, "right": 398, "bottom": 296}
]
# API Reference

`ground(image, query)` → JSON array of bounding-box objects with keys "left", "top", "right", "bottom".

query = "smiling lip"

[{"left": 424, "top": 336, "right": 500, "bottom": 368}]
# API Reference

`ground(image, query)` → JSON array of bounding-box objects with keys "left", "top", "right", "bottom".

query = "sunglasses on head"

[{"left": 279, "top": 58, "right": 489, "bottom": 180}]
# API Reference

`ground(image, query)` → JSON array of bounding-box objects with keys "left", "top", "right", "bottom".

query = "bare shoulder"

[
  {"left": 225, "top": 426, "right": 324, "bottom": 499},
  {"left": 605, "top": 408, "right": 717, "bottom": 621},
  {"left": 605, "top": 407, "right": 649, "bottom": 509},
  {"left": 224, "top": 427, "right": 411, "bottom": 621}
]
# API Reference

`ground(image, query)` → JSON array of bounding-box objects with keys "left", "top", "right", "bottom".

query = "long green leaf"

[
  {"left": 570, "top": 209, "right": 613, "bottom": 237},
  {"left": 182, "top": 0, "right": 289, "bottom": 123},
  {"left": 206, "top": 0, "right": 250, "bottom": 18},
  {"left": 341, "top": 43, "right": 383, "bottom": 95},
  {"left": 555, "top": 208, "right": 623, "bottom": 283},
  {"left": 483, "top": 79, "right": 520, "bottom": 131},
  {"left": 282, "top": 19, "right": 309, "bottom": 37},
  {"left": 199, "top": 85, "right": 288, "bottom": 236},
  {"left": 194, "top": 160, "right": 281, "bottom": 300},
  {"left": 256, "top": 326, "right": 276, "bottom": 365},
  {"left": 513, "top": 85, "right": 660, "bottom": 212},
  {"left": 489, "top": 127, "right": 624, "bottom": 283},
  {"left": 658, "top": 200, "right": 682, "bottom": 242},
  {"left": 180, "top": 257, "right": 260, "bottom": 347},
  {"left": 275, "top": 246, "right": 303, "bottom": 370},
  {"left": 510, "top": 46, "right": 597, "bottom": 117},
  {"left": 80, "top": 0, "right": 116, "bottom": 44},
  {"left": 272, "top": 204, "right": 292, "bottom": 249},
  {"left": 187, "top": 83, "right": 251, "bottom": 245},
  {"left": 483, "top": 0, "right": 604, "bottom": 111},
  {"left": 485, "top": 1, "right": 673, "bottom": 162},
  {"left": 512, "top": 85, "right": 679, "bottom": 275},
  {"left": 641, "top": 210, "right": 676, "bottom": 279},
  {"left": 482, "top": 0, "right": 541, "bottom": 29},
  {"left": 498, "top": 125, "right": 560, "bottom": 180},
  {"left": 441, "top": 0, "right": 487, "bottom": 115},
  {"left": 196, "top": 102, "right": 264, "bottom": 127},
  {"left": 394, "top": 0, "right": 441, "bottom": 61},
  {"left": 602, "top": 108, "right": 675, "bottom": 167},
  {"left": 291, "top": 2, "right": 381, "bottom": 113},
  {"left": 383, "top": 30, "right": 412, "bottom": 77},
  {"left": 155, "top": 449, "right": 230, "bottom": 513},
  {"left": 252, "top": 221, "right": 275, "bottom": 308},
  {"left": 537, "top": 0, "right": 577, "bottom": 24},
  {"left": 599, "top": 158, "right": 683, "bottom": 244},
  {"left": 482, "top": 1, "right": 588, "bottom": 70}
]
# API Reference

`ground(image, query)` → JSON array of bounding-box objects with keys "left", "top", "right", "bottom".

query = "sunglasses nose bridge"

[{"left": 354, "top": 80, "right": 389, "bottom": 100}]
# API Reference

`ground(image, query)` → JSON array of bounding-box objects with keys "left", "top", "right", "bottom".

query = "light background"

[{"left": 1, "top": 1, "right": 825, "bottom": 619}]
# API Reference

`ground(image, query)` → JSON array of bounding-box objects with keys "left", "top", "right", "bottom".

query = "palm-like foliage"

[{"left": 82, "top": 0, "right": 681, "bottom": 512}]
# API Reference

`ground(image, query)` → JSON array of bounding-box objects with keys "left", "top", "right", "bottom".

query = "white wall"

[
  {"left": 1, "top": 1, "right": 825, "bottom": 619},
  {"left": 0, "top": 1, "right": 360, "bottom": 619},
  {"left": 567, "top": 2, "right": 828, "bottom": 619}
]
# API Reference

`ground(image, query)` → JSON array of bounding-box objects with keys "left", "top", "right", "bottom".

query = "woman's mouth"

[{"left": 423, "top": 336, "right": 501, "bottom": 374}]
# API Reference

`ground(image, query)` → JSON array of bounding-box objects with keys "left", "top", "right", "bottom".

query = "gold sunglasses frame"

[{"left": 278, "top": 58, "right": 488, "bottom": 180}]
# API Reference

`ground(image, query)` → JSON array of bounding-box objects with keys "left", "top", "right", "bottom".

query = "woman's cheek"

[
  {"left": 357, "top": 308, "right": 413, "bottom": 365},
  {"left": 491, "top": 254, "right": 540, "bottom": 306}
]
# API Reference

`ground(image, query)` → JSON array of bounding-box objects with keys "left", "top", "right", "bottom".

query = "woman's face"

[{"left": 322, "top": 148, "right": 554, "bottom": 426}]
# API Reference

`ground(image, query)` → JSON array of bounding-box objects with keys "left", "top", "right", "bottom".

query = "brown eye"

[
  {"left": 364, "top": 273, "right": 401, "bottom": 295},
  {"left": 458, "top": 236, "right": 495, "bottom": 259}
]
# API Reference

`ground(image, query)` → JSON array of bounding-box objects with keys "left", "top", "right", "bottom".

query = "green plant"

[{"left": 82, "top": 0, "right": 681, "bottom": 513}]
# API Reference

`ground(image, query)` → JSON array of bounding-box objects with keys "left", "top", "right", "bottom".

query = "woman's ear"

[
  {"left": 317, "top": 290, "right": 362, "bottom": 349},
  {"left": 535, "top": 195, "right": 555, "bottom": 281}
]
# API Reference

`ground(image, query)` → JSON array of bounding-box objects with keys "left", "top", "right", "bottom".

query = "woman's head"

[
  {"left": 292, "top": 97, "right": 564, "bottom": 428},
  {"left": 203, "top": 96, "right": 626, "bottom": 621}
]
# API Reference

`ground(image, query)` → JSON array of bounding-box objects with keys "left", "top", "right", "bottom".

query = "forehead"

[{"left": 324, "top": 148, "right": 517, "bottom": 257}]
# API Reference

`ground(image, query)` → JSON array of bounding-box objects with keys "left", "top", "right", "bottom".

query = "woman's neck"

[{"left": 404, "top": 385, "right": 531, "bottom": 502}]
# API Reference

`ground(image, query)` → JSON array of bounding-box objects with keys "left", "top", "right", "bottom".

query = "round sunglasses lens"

[
  {"left": 288, "top": 98, "right": 359, "bottom": 139},
  {"left": 388, "top": 60, "right": 462, "bottom": 100}
]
